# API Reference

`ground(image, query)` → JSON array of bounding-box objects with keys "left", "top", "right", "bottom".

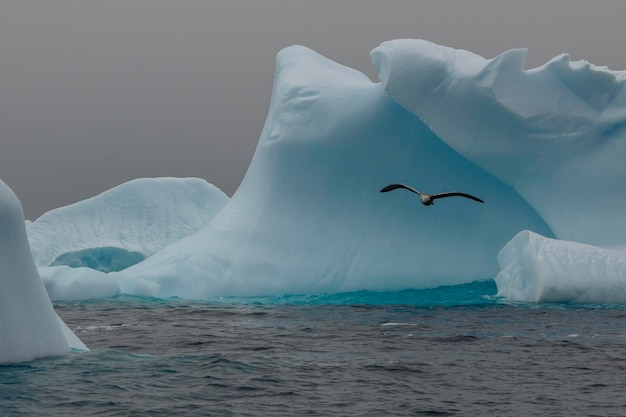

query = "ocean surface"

[{"left": 2, "top": 279, "right": 626, "bottom": 416}]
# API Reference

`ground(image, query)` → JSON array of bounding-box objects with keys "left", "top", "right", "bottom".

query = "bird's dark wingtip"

[
  {"left": 468, "top": 196, "right": 485, "bottom": 203},
  {"left": 380, "top": 184, "right": 397, "bottom": 193}
]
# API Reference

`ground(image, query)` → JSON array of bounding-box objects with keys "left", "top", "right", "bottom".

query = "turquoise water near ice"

[
  {"left": 3, "top": 279, "right": 626, "bottom": 416},
  {"left": 204, "top": 279, "right": 499, "bottom": 306}
]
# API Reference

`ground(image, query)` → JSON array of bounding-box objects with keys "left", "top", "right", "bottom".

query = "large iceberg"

[
  {"left": 19, "top": 40, "right": 626, "bottom": 303},
  {"left": 0, "top": 180, "right": 86, "bottom": 364},
  {"left": 117, "top": 45, "right": 552, "bottom": 299}
]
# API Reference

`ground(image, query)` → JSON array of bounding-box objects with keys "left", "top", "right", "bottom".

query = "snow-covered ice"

[{"left": 0, "top": 180, "right": 86, "bottom": 364}]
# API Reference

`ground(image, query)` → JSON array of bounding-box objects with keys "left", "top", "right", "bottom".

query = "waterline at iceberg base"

[{"left": 21, "top": 39, "right": 626, "bottom": 303}]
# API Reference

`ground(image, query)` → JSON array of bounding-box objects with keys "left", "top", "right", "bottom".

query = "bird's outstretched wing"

[
  {"left": 380, "top": 183, "right": 421, "bottom": 195},
  {"left": 432, "top": 192, "right": 484, "bottom": 203}
]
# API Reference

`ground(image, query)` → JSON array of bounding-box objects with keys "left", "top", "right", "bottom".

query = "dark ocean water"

[{"left": 2, "top": 280, "right": 626, "bottom": 416}]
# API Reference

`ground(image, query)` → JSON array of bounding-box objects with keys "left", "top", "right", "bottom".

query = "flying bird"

[{"left": 380, "top": 183, "right": 484, "bottom": 206}]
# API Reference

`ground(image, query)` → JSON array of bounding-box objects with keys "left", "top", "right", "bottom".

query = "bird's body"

[{"left": 380, "top": 183, "right": 484, "bottom": 206}]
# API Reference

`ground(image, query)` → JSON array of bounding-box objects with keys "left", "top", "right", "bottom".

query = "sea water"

[{"left": 2, "top": 280, "right": 626, "bottom": 416}]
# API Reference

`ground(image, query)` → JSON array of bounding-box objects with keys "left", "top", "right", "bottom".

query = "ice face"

[
  {"left": 372, "top": 39, "right": 626, "bottom": 247},
  {"left": 496, "top": 231, "right": 626, "bottom": 304},
  {"left": 118, "top": 45, "right": 552, "bottom": 299},
  {"left": 0, "top": 180, "right": 85, "bottom": 364},
  {"left": 28, "top": 177, "right": 228, "bottom": 269}
]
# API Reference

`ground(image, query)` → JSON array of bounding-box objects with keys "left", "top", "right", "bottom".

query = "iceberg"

[
  {"left": 117, "top": 45, "right": 552, "bottom": 299},
  {"left": 17, "top": 40, "right": 626, "bottom": 303},
  {"left": 0, "top": 180, "right": 86, "bottom": 364},
  {"left": 496, "top": 231, "right": 626, "bottom": 304},
  {"left": 28, "top": 177, "right": 228, "bottom": 270},
  {"left": 28, "top": 177, "right": 225, "bottom": 300}
]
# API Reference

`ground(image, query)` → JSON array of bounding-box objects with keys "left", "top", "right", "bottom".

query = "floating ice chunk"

[
  {"left": 114, "top": 272, "right": 160, "bottom": 298},
  {"left": 40, "top": 266, "right": 121, "bottom": 301},
  {"left": 0, "top": 180, "right": 85, "bottom": 364},
  {"left": 28, "top": 177, "right": 228, "bottom": 269},
  {"left": 39, "top": 265, "right": 160, "bottom": 301},
  {"left": 495, "top": 230, "right": 626, "bottom": 303}
]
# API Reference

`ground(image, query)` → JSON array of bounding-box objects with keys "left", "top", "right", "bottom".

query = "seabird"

[{"left": 380, "top": 183, "right": 484, "bottom": 206}]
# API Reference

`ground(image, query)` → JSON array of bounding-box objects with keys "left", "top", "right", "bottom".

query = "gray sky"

[{"left": 2, "top": 1, "right": 625, "bottom": 220}]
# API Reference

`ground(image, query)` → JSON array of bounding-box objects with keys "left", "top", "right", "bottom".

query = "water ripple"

[{"left": 2, "top": 283, "right": 626, "bottom": 416}]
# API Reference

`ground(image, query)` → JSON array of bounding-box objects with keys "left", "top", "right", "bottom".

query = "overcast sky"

[{"left": 2, "top": 1, "right": 625, "bottom": 220}]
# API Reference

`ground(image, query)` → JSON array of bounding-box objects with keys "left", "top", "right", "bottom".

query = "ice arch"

[{"left": 50, "top": 246, "right": 146, "bottom": 272}]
